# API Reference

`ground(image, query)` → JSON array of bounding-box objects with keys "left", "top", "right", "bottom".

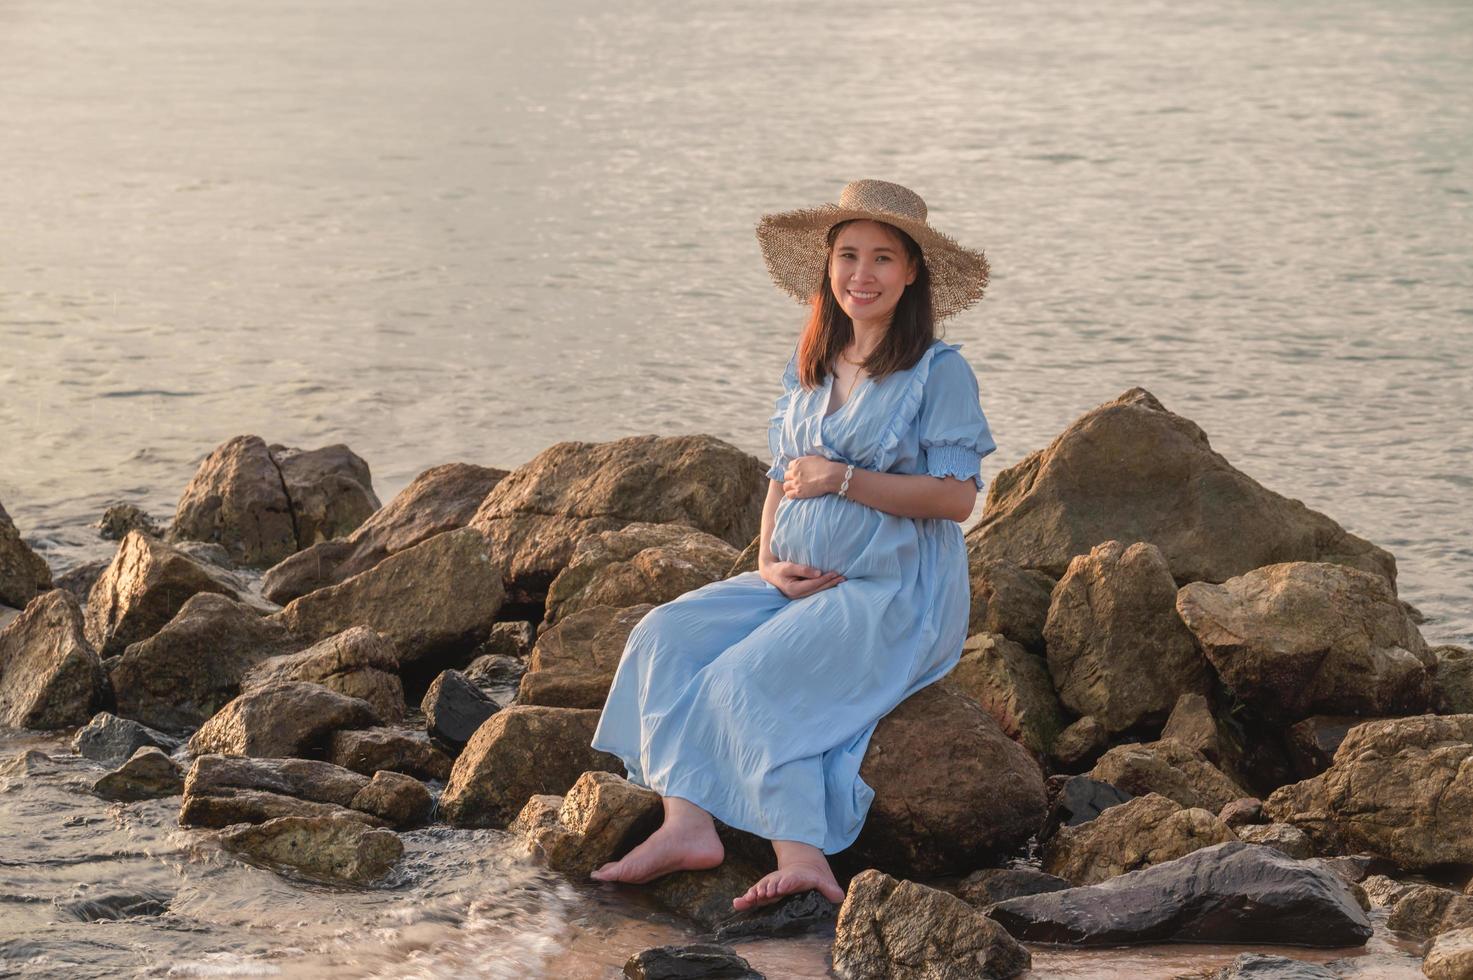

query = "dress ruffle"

[
  {"left": 765, "top": 351, "right": 801, "bottom": 481},
  {"left": 871, "top": 341, "right": 964, "bottom": 472}
]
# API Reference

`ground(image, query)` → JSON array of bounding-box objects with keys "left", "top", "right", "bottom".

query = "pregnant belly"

[{"left": 770, "top": 493, "right": 887, "bottom": 576}]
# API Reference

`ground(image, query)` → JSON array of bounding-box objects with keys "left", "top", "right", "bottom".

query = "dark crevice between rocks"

[{"left": 264, "top": 449, "right": 302, "bottom": 554}]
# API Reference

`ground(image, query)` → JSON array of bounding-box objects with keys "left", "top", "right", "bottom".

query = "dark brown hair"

[{"left": 795, "top": 219, "right": 937, "bottom": 389}]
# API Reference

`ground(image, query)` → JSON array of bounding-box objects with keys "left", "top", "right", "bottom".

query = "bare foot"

[
  {"left": 589, "top": 819, "right": 724, "bottom": 885},
  {"left": 731, "top": 858, "right": 845, "bottom": 912}
]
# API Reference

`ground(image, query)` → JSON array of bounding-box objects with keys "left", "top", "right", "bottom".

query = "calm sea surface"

[{"left": 0, "top": 0, "right": 1468, "bottom": 975}]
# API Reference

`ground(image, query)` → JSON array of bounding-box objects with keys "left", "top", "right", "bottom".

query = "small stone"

[
  {"left": 622, "top": 942, "right": 762, "bottom": 980},
  {"left": 711, "top": 889, "right": 838, "bottom": 942},
  {"left": 1219, "top": 797, "right": 1265, "bottom": 829},
  {"left": 1050, "top": 715, "right": 1109, "bottom": 772},
  {"left": 73, "top": 712, "right": 181, "bottom": 768},
  {"left": 92, "top": 746, "right": 183, "bottom": 801},
  {"left": 348, "top": 770, "right": 434, "bottom": 829},
  {"left": 422, "top": 669, "right": 500, "bottom": 753},
  {"left": 96, "top": 504, "right": 161, "bottom": 541},
  {"left": 219, "top": 814, "right": 403, "bottom": 885}
]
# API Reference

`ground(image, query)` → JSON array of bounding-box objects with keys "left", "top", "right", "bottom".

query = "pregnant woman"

[{"left": 589, "top": 179, "right": 996, "bottom": 912}]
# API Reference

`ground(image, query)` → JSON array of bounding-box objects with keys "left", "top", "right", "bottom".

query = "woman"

[{"left": 588, "top": 179, "right": 996, "bottom": 912}]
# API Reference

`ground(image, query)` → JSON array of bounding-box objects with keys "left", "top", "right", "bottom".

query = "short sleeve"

[
  {"left": 916, "top": 349, "right": 996, "bottom": 491},
  {"left": 766, "top": 350, "right": 801, "bottom": 482}
]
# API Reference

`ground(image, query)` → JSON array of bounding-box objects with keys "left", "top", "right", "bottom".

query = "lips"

[{"left": 847, "top": 289, "right": 880, "bottom": 304}]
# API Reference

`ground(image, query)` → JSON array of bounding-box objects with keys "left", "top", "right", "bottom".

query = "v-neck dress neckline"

[{"left": 823, "top": 365, "right": 870, "bottom": 420}]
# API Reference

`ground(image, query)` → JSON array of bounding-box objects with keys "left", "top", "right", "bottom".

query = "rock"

[
  {"left": 73, "top": 712, "right": 180, "bottom": 767},
  {"left": 544, "top": 522, "right": 738, "bottom": 627},
  {"left": 511, "top": 771, "right": 662, "bottom": 877},
  {"left": 241, "top": 626, "right": 406, "bottom": 722},
  {"left": 621, "top": 943, "right": 762, "bottom": 980},
  {"left": 463, "top": 653, "right": 526, "bottom": 700},
  {"left": 53, "top": 561, "right": 108, "bottom": 603},
  {"left": 726, "top": 536, "right": 760, "bottom": 578},
  {"left": 96, "top": 503, "right": 161, "bottom": 541},
  {"left": 0, "top": 499, "right": 53, "bottom": 609},
  {"left": 1360, "top": 874, "right": 1417, "bottom": 909},
  {"left": 1311, "top": 854, "right": 1398, "bottom": 887},
  {"left": 965, "top": 388, "right": 1396, "bottom": 586},
  {"left": 1050, "top": 715, "right": 1109, "bottom": 772},
  {"left": 940, "top": 632, "right": 1065, "bottom": 757},
  {"left": 92, "top": 746, "right": 183, "bottom": 801},
  {"left": 712, "top": 890, "right": 839, "bottom": 942},
  {"left": 440, "top": 705, "right": 620, "bottom": 828},
  {"left": 1235, "top": 823, "right": 1315, "bottom": 859},
  {"left": 1176, "top": 562, "right": 1432, "bottom": 720},
  {"left": 956, "top": 868, "right": 1071, "bottom": 909},
  {"left": 1385, "top": 884, "right": 1473, "bottom": 940},
  {"left": 272, "top": 527, "right": 504, "bottom": 665},
  {"left": 1044, "top": 540, "right": 1208, "bottom": 733},
  {"left": 108, "top": 592, "right": 301, "bottom": 732},
  {"left": 991, "top": 840, "right": 1372, "bottom": 947},
  {"left": 966, "top": 557, "right": 1054, "bottom": 654},
  {"left": 55, "top": 891, "right": 171, "bottom": 922},
  {"left": 1042, "top": 792, "right": 1236, "bottom": 885},
  {"left": 649, "top": 858, "right": 774, "bottom": 931},
  {"left": 467, "top": 434, "right": 765, "bottom": 605},
  {"left": 1161, "top": 692, "right": 1256, "bottom": 789},
  {"left": 349, "top": 770, "right": 434, "bottom": 829},
  {"left": 422, "top": 669, "right": 501, "bottom": 753},
  {"left": 179, "top": 754, "right": 378, "bottom": 828},
  {"left": 474, "top": 620, "right": 536, "bottom": 660},
  {"left": 262, "top": 462, "right": 505, "bottom": 604},
  {"left": 0, "top": 590, "right": 108, "bottom": 729},
  {"left": 187, "top": 681, "right": 380, "bottom": 759},
  {"left": 849, "top": 685, "right": 1047, "bottom": 879},
  {"left": 0, "top": 604, "right": 20, "bottom": 631},
  {"left": 832, "top": 868, "right": 1031, "bottom": 980},
  {"left": 1263, "top": 715, "right": 1473, "bottom": 869},
  {"left": 267, "top": 442, "right": 380, "bottom": 550},
  {"left": 1424, "top": 927, "right": 1473, "bottom": 980},
  {"left": 219, "top": 814, "right": 402, "bottom": 885},
  {"left": 326, "top": 727, "right": 452, "bottom": 782},
  {"left": 1434, "top": 645, "right": 1473, "bottom": 715},
  {"left": 1090, "top": 738, "right": 1249, "bottom": 812},
  {"left": 517, "top": 604, "right": 650, "bottom": 709},
  {"left": 1205, "top": 953, "right": 1355, "bottom": 979},
  {"left": 1285, "top": 715, "right": 1373, "bottom": 779},
  {"left": 1040, "top": 775, "right": 1134, "bottom": 842},
  {"left": 1219, "top": 798, "right": 1265, "bottom": 829}
]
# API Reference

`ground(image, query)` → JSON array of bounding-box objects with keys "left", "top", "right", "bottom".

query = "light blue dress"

[{"left": 590, "top": 339, "right": 996, "bottom": 854}]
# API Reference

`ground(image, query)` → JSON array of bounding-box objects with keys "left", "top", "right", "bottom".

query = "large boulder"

[
  {"left": 109, "top": 592, "right": 302, "bottom": 732},
  {"left": 965, "top": 556, "right": 1054, "bottom": 654},
  {"left": 1425, "top": 927, "right": 1473, "bottom": 980},
  {"left": 272, "top": 527, "right": 504, "bottom": 665},
  {"left": 939, "top": 632, "right": 1065, "bottom": 757},
  {"left": 0, "top": 590, "right": 107, "bottom": 729},
  {"left": 268, "top": 443, "right": 381, "bottom": 550},
  {"left": 1090, "top": 739, "right": 1249, "bottom": 812},
  {"left": 848, "top": 685, "right": 1046, "bottom": 879},
  {"left": 1176, "top": 562, "right": 1432, "bottom": 720},
  {"left": 262, "top": 462, "right": 506, "bottom": 604},
  {"left": 1384, "top": 884, "right": 1473, "bottom": 940},
  {"left": 1044, "top": 540, "right": 1208, "bottom": 733},
  {"left": 965, "top": 388, "right": 1396, "bottom": 586},
  {"left": 240, "top": 626, "right": 405, "bottom": 722},
  {"left": 0, "top": 500, "right": 52, "bottom": 608},
  {"left": 467, "top": 434, "right": 765, "bottom": 604},
  {"left": 187, "top": 681, "right": 380, "bottom": 759},
  {"left": 1434, "top": 645, "right": 1473, "bottom": 715},
  {"left": 989, "top": 841, "right": 1372, "bottom": 947},
  {"left": 517, "top": 604, "right": 650, "bottom": 709},
  {"left": 832, "top": 869, "right": 1031, "bottom": 980},
  {"left": 219, "top": 815, "right": 402, "bottom": 885},
  {"left": 1042, "top": 792, "right": 1237, "bottom": 885},
  {"left": 1263, "top": 715, "right": 1473, "bottom": 869}
]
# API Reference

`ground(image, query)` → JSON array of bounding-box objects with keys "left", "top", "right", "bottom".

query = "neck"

[{"left": 849, "top": 318, "right": 889, "bottom": 359}]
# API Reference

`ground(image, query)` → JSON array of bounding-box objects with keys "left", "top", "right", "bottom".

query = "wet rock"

[
  {"left": 463, "top": 653, "right": 526, "bottom": 697},
  {"left": 1043, "top": 792, "right": 1237, "bottom": 885},
  {"left": 109, "top": 592, "right": 301, "bottom": 732},
  {"left": 267, "top": 442, "right": 381, "bottom": 551},
  {"left": 1050, "top": 715, "right": 1109, "bottom": 772},
  {"left": 219, "top": 814, "right": 402, "bottom": 885},
  {"left": 1263, "top": 715, "right": 1473, "bottom": 869},
  {"left": 349, "top": 770, "right": 434, "bottom": 829},
  {"left": 1219, "top": 798, "right": 1266, "bottom": 829},
  {"left": 1040, "top": 775, "right": 1134, "bottom": 842},
  {"left": 1385, "top": 884, "right": 1473, "bottom": 940},
  {"left": 262, "top": 462, "right": 505, "bottom": 604},
  {"left": 1206, "top": 953, "right": 1354, "bottom": 978},
  {"left": 55, "top": 891, "right": 171, "bottom": 922},
  {"left": 92, "top": 746, "right": 183, "bottom": 801},
  {"left": 1235, "top": 823, "right": 1315, "bottom": 859},
  {"left": 96, "top": 503, "right": 161, "bottom": 541},
  {"left": 1044, "top": 540, "right": 1208, "bottom": 733},
  {"left": 1424, "top": 927, "right": 1473, "bottom": 980},
  {"left": 0, "top": 590, "right": 108, "bottom": 729},
  {"left": 832, "top": 868, "right": 1031, "bottom": 980},
  {"left": 272, "top": 527, "right": 505, "bottom": 665},
  {"left": 965, "top": 388, "right": 1396, "bottom": 586},
  {"left": 1360, "top": 874, "right": 1417, "bottom": 909},
  {"left": 649, "top": 858, "right": 773, "bottom": 931},
  {"left": 1090, "top": 738, "right": 1249, "bottom": 813},
  {"left": 326, "top": 726, "right": 452, "bottom": 782},
  {"left": 0, "top": 499, "right": 53, "bottom": 609},
  {"left": 73, "top": 711, "right": 180, "bottom": 767},
  {"left": 851, "top": 685, "right": 1047, "bottom": 879},
  {"left": 1434, "top": 645, "right": 1473, "bottom": 715},
  {"left": 422, "top": 669, "right": 501, "bottom": 753},
  {"left": 511, "top": 770, "right": 662, "bottom": 877},
  {"left": 940, "top": 631, "right": 1065, "bottom": 757},
  {"left": 991, "top": 840, "right": 1372, "bottom": 947},
  {"left": 1177, "top": 562, "right": 1432, "bottom": 720},
  {"left": 187, "top": 681, "right": 380, "bottom": 759},
  {"left": 517, "top": 603, "right": 650, "bottom": 709},
  {"left": 467, "top": 434, "right": 765, "bottom": 605},
  {"left": 440, "top": 705, "right": 620, "bottom": 828},
  {"left": 621, "top": 943, "right": 762, "bottom": 980},
  {"left": 966, "top": 556, "right": 1054, "bottom": 654},
  {"left": 179, "top": 754, "right": 379, "bottom": 828},
  {"left": 956, "top": 868, "right": 1070, "bottom": 909},
  {"left": 712, "top": 889, "right": 839, "bottom": 942},
  {"left": 241, "top": 625, "right": 406, "bottom": 722},
  {"left": 544, "top": 522, "right": 737, "bottom": 627}
]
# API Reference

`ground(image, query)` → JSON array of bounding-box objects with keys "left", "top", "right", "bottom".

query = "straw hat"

[{"left": 756, "top": 179, "right": 989, "bottom": 321}]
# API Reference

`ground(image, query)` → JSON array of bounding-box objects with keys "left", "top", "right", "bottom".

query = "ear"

[{"left": 905, "top": 258, "right": 918, "bottom": 286}]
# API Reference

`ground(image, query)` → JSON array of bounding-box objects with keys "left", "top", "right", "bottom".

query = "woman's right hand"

[{"left": 760, "top": 560, "right": 845, "bottom": 599}]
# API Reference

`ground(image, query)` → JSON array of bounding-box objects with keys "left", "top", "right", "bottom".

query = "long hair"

[{"left": 795, "top": 219, "right": 937, "bottom": 389}]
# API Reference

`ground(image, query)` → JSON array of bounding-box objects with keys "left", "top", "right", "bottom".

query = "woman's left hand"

[{"left": 783, "top": 456, "right": 847, "bottom": 499}]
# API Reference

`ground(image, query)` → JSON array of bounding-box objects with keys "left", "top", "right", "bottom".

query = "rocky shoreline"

[{"left": 1, "top": 387, "right": 1469, "bottom": 979}]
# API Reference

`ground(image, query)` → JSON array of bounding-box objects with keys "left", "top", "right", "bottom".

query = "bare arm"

[
  {"left": 758, "top": 479, "right": 783, "bottom": 571},
  {"left": 783, "top": 456, "right": 977, "bottom": 523}
]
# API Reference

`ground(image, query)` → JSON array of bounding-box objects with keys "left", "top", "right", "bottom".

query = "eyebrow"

[{"left": 838, "top": 244, "right": 899, "bottom": 254}]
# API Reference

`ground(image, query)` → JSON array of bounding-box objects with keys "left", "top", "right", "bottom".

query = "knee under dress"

[{"left": 589, "top": 338, "right": 996, "bottom": 854}]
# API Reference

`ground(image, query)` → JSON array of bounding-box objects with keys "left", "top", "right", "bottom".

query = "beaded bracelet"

[{"left": 838, "top": 463, "right": 855, "bottom": 498}]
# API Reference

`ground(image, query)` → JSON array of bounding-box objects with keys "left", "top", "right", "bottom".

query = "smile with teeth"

[{"left": 848, "top": 289, "right": 880, "bottom": 301}]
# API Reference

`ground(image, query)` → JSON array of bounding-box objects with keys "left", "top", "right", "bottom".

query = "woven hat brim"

[{"left": 756, "top": 204, "right": 989, "bottom": 321}]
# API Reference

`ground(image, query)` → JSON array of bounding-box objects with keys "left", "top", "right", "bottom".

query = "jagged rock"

[
  {"left": 712, "top": 890, "right": 839, "bottom": 943},
  {"left": 219, "top": 814, "right": 402, "bottom": 885},
  {"left": 1177, "top": 562, "right": 1432, "bottom": 721},
  {"left": 1235, "top": 823, "right": 1315, "bottom": 859},
  {"left": 940, "top": 632, "right": 1065, "bottom": 757},
  {"left": 262, "top": 462, "right": 505, "bottom": 604},
  {"left": 1044, "top": 540, "right": 1208, "bottom": 734},
  {"left": 422, "top": 669, "right": 500, "bottom": 753},
  {"left": 832, "top": 869, "right": 1031, "bottom": 980},
  {"left": 467, "top": 434, "right": 765, "bottom": 605},
  {"left": 850, "top": 685, "right": 1046, "bottom": 879},
  {"left": 1041, "top": 776, "right": 1134, "bottom": 842},
  {"left": 0, "top": 500, "right": 53, "bottom": 609},
  {"left": 92, "top": 746, "right": 183, "bottom": 801},
  {"left": 621, "top": 943, "right": 762, "bottom": 980},
  {"left": 965, "top": 388, "right": 1396, "bottom": 586},
  {"left": 326, "top": 727, "right": 452, "bottom": 782},
  {"left": 187, "top": 681, "right": 380, "bottom": 758},
  {"left": 511, "top": 771, "right": 662, "bottom": 877},
  {"left": 108, "top": 592, "right": 300, "bottom": 732},
  {"left": 1050, "top": 715, "right": 1109, "bottom": 772},
  {"left": 517, "top": 604, "right": 650, "bottom": 709},
  {"left": 1425, "top": 927, "right": 1473, "bottom": 980},
  {"left": 53, "top": 561, "right": 107, "bottom": 603},
  {"left": 179, "top": 754, "right": 379, "bottom": 828},
  {"left": 0, "top": 590, "right": 107, "bottom": 729},
  {"left": 440, "top": 705, "right": 620, "bottom": 828},
  {"left": 1043, "top": 793, "right": 1237, "bottom": 885},
  {"left": 96, "top": 503, "right": 161, "bottom": 541},
  {"left": 1385, "top": 884, "right": 1473, "bottom": 940},
  {"left": 1263, "top": 715, "right": 1473, "bottom": 869},
  {"left": 956, "top": 868, "right": 1070, "bottom": 909},
  {"left": 1434, "top": 645, "right": 1473, "bottom": 715},
  {"left": 349, "top": 770, "right": 433, "bottom": 829},
  {"left": 272, "top": 527, "right": 504, "bottom": 665},
  {"left": 1090, "top": 738, "right": 1248, "bottom": 813},
  {"left": 544, "top": 522, "right": 738, "bottom": 627},
  {"left": 966, "top": 556, "right": 1054, "bottom": 654},
  {"left": 73, "top": 712, "right": 180, "bottom": 767},
  {"left": 1219, "top": 798, "right": 1266, "bottom": 829},
  {"left": 266, "top": 442, "right": 380, "bottom": 550},
  {"left": 241, "top": 626, "right": 405, "bottom": 722}
]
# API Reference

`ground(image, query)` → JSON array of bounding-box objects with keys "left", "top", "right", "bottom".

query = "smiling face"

[{"left": 827, "top": 220, "right": 918, "bottom": 328}]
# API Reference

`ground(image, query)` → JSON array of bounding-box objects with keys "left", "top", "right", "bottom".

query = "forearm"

[
  {"left": 758, "top": 479, "right": 783, "bottom": 569},
  {"left": 833, "top": 466, "right": 976, "bottom": 523}
]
